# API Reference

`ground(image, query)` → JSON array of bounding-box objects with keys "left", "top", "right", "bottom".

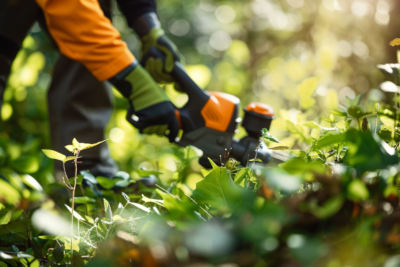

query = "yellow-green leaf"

[
  {"left": 65, "top": 145, "right": 75, "bottom": 153},
  {"left": 79, "top": 139, "right": 108, "bottom": 151},
  {"left": 303, "top": 121, "right": 322, "bottom": 130},
  {"left": 72, "top": 138, "right": 80, "bottom": 149},
  {"left": 64, "top": 156, "right": 81, "bottom": 163},
  {"left": 42, "top": 149, "right": 66, "bottom": 162},
  {"left": 390, "top": 38, "right": 400, "bottom": 47}
]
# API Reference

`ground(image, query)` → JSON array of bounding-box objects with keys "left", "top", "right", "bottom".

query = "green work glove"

[
  {"left": 110, "top": 61, "right": 179, "bottom": 142},
  {"left": 132, "top": 13, "right": 184, "bottom": 91}
]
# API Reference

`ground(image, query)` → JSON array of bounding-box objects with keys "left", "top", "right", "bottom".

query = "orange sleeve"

[{"left": 35, "top": 0, "right": 135, "bottom": 81}]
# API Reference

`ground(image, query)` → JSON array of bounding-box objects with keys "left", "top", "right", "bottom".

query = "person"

[{"left": 0, "top": 0, "right": 183, "bottom": 178}]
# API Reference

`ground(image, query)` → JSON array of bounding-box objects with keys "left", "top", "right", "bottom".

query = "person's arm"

[
  {"left": 116, "top": 0, "right": 184, "bottom": 88},
  {"left": 35, "top": 0, "right": 134, "bottom": 81}
]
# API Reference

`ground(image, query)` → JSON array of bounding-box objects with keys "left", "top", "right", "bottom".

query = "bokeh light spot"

[
  {"left": 215, "top": 5, "right": 236, "bottom": 23},
  {"left": 209, "top": 31, "right": 232, "bottom": 51},
  {"left": 169, "top": 19, "right": 191, "bottom": 36},
  {"left": 110, "top": 127, "right": 125, "bottom": 143}
]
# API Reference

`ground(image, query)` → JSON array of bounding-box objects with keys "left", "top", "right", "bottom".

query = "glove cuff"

[
  {"left": 108, "top": 60, "right": 138, "bottom": 98},
  {"left": 132, "top": 12, "right": 161, "bottom": 37}
]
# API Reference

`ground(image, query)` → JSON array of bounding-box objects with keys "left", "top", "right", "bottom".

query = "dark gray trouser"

[{"left": 0, "top": 0, "right": 118, "bottom": 178}]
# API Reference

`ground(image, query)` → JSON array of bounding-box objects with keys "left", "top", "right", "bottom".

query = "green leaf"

[
  {"left": 42, "top": 149, "right": 66, "bottom": 162},
  {"left": 80, "top": 170, "right": 97, "bottom": 184},
  {"left": 348, "top": 180, "right": 369, "bottom": 201},
  {"left": 315, "top": 133, "right": 347, "bottom": 149},
  {"left": 103, "top": 199, "right": 113, "bottom": 221},
  {"left": 53, "top": 246, "right": 65, "bottom": 263},
  {"left": 70, "top": 196, "right": 96, "bottom": 204},
  {"left": 0, "top": 180, "right": 20, "bottom": 205},
  {"left": 249, "top": 158, "right": 262, "bottom": 162},
  {"left": 121, "top": 192, "right": 130, "bottom": 202},
  {"left": 308, "top": 196, "right": 344, "bottom": 219},
  {"left": 262, "top": 128, "right": 280, "bottom": 143},
  {"left": 21, "top": 174, "right": 43, "bottom": 192},
  {"left": 141, "top": 195, "right": 164, "bottom": 207},
  {"left": 96, "top": 176, "right": 123, "bottom": 190},
  {"left": 68, "top": 175, "right": 83, "bottom": 186},
  {"left": 156, "top": 189, "right": 198, "bottom": 219},
  {"left": 39, "top": 235, "right": 60, "bottom": 240},
  {"left": 303, "top": 121, "right": 322, "bottom": 130},
  {"left": 234, "top": 168, "right": 249, "bottom": 185},
  {"left": 128, "top": 202, "right": 151, "bottom": 213},
  {"left": 136, "top": 169, "right": 163, "bottom": 177},
  {"left": 330, "top": 110, "right": 347, "bottom": 117},
  {"left": 192, "top": 158, "right": 244, "bottom": 210},
  {"left": 269, "top": 146, "right": 289, "bottom": 150},
  {"left": 85, "top": 216, "right": 95, "bottom": 224},
  {"left": 347, "top": 106, "right": 371, "bottom": 119},
  {"left": 0, "top": 211, "right": 12, "bottom": 225},
  {"left": 10, "top": 155, "right": 39, "bottom": 174},
  {"left": 64, "top": 205, "right": 85, "bottom": 221}
]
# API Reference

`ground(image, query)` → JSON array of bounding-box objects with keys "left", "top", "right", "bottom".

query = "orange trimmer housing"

[{"left": 143, "top": 47, "right": 273, "bottom": 167}]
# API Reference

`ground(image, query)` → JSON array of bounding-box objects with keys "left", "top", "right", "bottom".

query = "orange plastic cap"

[{"left": 246, "top": 102, "right": 274, "bottom": 117}]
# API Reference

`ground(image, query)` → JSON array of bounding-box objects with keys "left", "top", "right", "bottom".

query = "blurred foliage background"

[{"left": 1, "top": 0, "right": 399, "bottom": 186}]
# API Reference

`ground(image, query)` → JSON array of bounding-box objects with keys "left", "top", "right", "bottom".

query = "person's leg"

[
  {"left": 48, "top": 55, "right": 118, "bottom": 178},
  {"left": 42, "top": 0, "right": 117, "bottom": 178}
]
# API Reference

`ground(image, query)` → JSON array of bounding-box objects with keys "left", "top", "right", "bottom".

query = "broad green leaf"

[
  {"left": 330, "top": 110, "right": 347, "bottom": 117},
  {"left": 141, "top": 195, "right": 164, "bottom": 207},
  {"left": 136, "top": 169, "right": 163, "bottom": 177},
  {"left": 303, "top": 121, "right": 322, "bottom": 130},
  {"left": 384, "top": 186, "right": 399, "bottom": 198},
  {"left": 280, "top": 158, "right": 325, "bottom": 176},
  {"left": 0, "top": 180, "right": 20, "bottom": 205},
  {"left": 0, "top": 261, "right": 7, "bottom": 267},
  {"left": 64, "top": 238, "right": 80, "bottom": 252},
  {"left": 348, "top": 180, "right": 369, "bottom": 201},
  {"left": 311, "top": 129, "right": 320, "bottom": 140},
  {"left": 85, "top": 216, "right": 95, "bottom": 224},
  {"left": 269, "top": 146, "right": 289, "bottom": 150},
  {"left": 113, "top": 215, "right": 126, "bottom": 222},
  {"left": 53, "top": 246, "right": 64, "bottom": 263},
  {"left": 156, "top": 189, "right": 198, "bottom": 219},
  {"left": 315, "top": 133, "right": 347, "bottom": 149},
  {"left": 42, "top": 149, "right": 66, "bottom": 162},
  {"left": 308, "top": 196, "right": 344, "bottom": 219},
  {"left": 347, "top": 107, "right": 371, "bottom": 119},
  {"left": 10, "top": 155, "right": 39, "bottom": 174},
  {"left": 122, "top": 192, "right": 130, "bottom": 202},
  {"left": 128, "top": 202, "right": 151, "bottom": 213},
  {"left": 262, "top": 128, "right": 280, "bottom": 143},
  {"left": 234, "top": 168, "right": 250, "bottom": 185},
  {"left": 103, "top": 199, "right": 113, "bottom": 221},
  {"left": 68, "top": 175, "right": 83, "bottom": 186},
  {"left": 39, "top": 235, "right": 60, "bottom": 240},
  {"left": 21, "top": 175, "right": 43, "bottom": 192},
  {"left": 192, "top": 158, "right": 244, "bottom": 210},
  {"left": 0, "top": 211, "right": 12, "bottom": 225},
  {"left": 70, "top": 196, "right": 96, "bottom": 204},
  {"left": 80, "top": 170, "right": 97, "bottom": 184},
  {"left": 96, "top": 176, "right": 123, "bottom": 190},
  {"left": 380, "top": 115, "right": 394, "bottom": 126},
  {"left": 64, "top": 205, "right": 85, "bottom": 221}
]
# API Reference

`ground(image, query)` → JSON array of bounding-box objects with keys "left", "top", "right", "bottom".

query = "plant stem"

[
  {"left": 70, "top": 150, "right": 81, "bottom": 266},
  {"left": 375, "top": 103, "right": 379, "bottom": 133}
]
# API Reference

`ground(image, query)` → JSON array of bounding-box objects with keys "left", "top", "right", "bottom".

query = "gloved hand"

[
  {"left": 133, "top": 13, "right": 184, "bottom": 91},
  {"left": 109, "top": 61, "right": 179, "bottom": 142}
]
